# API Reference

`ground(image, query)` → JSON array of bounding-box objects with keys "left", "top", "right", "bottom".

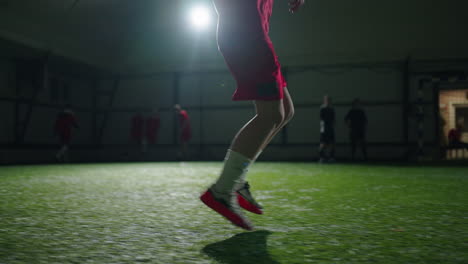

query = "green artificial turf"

[{"left": 0, "top": 162, "right": 467, "bottom": 263}]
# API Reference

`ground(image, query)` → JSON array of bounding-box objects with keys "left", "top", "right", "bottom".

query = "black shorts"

[{"left": 320, "top": 131, "right": 335, "bottom": 144}]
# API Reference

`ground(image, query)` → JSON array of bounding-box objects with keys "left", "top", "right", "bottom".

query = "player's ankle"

[{"left": 210, "top": 185, "right": 232, "bottom": 201}]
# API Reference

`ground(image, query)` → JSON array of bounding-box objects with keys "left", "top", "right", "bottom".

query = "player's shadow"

[{"left": 202, "top": 230, "right": 280, "bottom": 264}]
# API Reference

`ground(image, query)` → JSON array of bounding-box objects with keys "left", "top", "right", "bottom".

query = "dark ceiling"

[{"left": 1, "top": 0, "right": 467, "bottom": 74}]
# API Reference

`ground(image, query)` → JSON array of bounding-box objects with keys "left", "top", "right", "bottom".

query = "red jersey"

[{"left": 213, "top": 0, "right": 286, "bottom": 101}]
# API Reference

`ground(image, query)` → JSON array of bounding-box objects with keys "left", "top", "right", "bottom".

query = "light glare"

[{"left": 190, "top": 6, "right": 211, "bottom": 30}]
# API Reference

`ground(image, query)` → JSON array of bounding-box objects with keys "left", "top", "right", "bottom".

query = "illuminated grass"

[{"left": 0, "top": 162, "right": 467, "bottom": 263}]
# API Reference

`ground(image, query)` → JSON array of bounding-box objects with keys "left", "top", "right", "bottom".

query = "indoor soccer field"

[{"left": 1, "top": 162, "right": 467, "bottom": 263}]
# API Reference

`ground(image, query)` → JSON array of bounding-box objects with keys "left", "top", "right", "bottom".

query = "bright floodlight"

[{"left": 190, "top": 6, "right": 211, "bottom": 30}]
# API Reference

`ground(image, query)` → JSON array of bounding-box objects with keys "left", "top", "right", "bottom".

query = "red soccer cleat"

[
  {"left": 200, "top": 188, "right": 253, "bottom": 231},
  {"left": 236, "top": 182, "right": 263, "bottom": 215},
  {"left": 237, "top": 194, "right": 263, "bottom": 215}
]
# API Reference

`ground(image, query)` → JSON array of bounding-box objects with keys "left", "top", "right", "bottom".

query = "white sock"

[
  {"left": 213, "top": 150, "right": 252, "bottom": 196},
  {"left": 233, "top": 149, "right": 263, "bottom": 191}
]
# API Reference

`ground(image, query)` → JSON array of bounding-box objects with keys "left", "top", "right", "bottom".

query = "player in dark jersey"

[
  {"left": 54, "top": 104, "right": 79, "bottom": 162},
  {"left": 345, "top": 98, "right": 368, "bottom": 161},
  {"left": 318, "top": 95, "right": 335, "bottom": 163},
  {"left": 174, "top": 104, "right": 192, "bottom": 160},
  {"left": 200, "top": 0, "right": 305, "bottom": 230}
]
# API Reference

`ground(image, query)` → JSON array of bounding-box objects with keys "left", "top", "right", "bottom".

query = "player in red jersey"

[
  {"left": 174, "top": 104, "right": 192, "bottom": 160},
  {"left": 54, "top": 104, "right": 79, "bottom": 162},
  {"left": 200, "top": 0, "right": 305, "bottom": 230}
]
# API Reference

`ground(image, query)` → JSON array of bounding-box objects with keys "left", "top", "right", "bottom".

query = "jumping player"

[
  {"left": 200, "top": 0, "right": 305, "bottom": 230},
  {"left": 54, "top": 104, "right": 79, "bottom": 162}
]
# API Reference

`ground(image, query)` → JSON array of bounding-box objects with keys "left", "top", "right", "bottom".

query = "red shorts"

[{"left": 214, "top": 0, "right": 286, "bottom": 101}]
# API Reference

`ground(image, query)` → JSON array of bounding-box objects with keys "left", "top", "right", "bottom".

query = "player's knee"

[
  {"left": 284, "top": 106, "right": 295, "bottom": 124},
  {"left": 270, "top": 111, "right": 285, "bottom": 127}
]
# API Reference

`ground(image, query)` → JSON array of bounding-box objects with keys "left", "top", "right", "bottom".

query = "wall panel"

[
  {"left": 288, "top": 68, "right": 402, "bottom": 104},
  {"left": 24, "top": 106, "right": 57, "bottom": 144},
  {"left": 202, "top": 109, "right": 254, "bottom": 144},
  {"left": 113, "top": 77, "right": 173, "bottom": 109},
  {"left": 0, "top": 102, "right": 14, "bottom": 143}
]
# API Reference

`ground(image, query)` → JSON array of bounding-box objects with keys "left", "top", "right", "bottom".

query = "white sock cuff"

[
  {"left": 225, "top": 149, "right": 252, "bottom": 168},
  {"left": 214, "top": 150, "right": 252, "bottom": 194}
]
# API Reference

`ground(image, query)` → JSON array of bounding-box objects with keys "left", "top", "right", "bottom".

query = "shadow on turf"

[{"left": 202, "top": 230, "right": 280, "bottom": 264}]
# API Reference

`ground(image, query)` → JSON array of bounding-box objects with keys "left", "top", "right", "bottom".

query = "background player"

[
  {"left": 54, "top": 104, "right": 79, "bottom": 162},
  {"left": 345, "top": 98, "right": 368, "bottom": 161},
  {"left": 200, "top": 0, "right": 305, "bottom": 230},
  {"left": 174, "top": 104, "right": 192, "bottom": 160},
  {"left": 318, "top": 95, "right": 335, "bottom": 163}
]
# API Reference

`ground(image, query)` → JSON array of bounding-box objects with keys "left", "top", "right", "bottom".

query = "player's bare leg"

[
  {"left": 231, "top": 99, "right": 285, "bottom": 159},
  {"left": 201, "top": 99, "right": 285, "bottom": 229},
  {"left": 234, "top": 88, "right": 294, "bottom": 213},
  {"left": 255, "top": 88, "right": 294, "bottom": 157}
]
